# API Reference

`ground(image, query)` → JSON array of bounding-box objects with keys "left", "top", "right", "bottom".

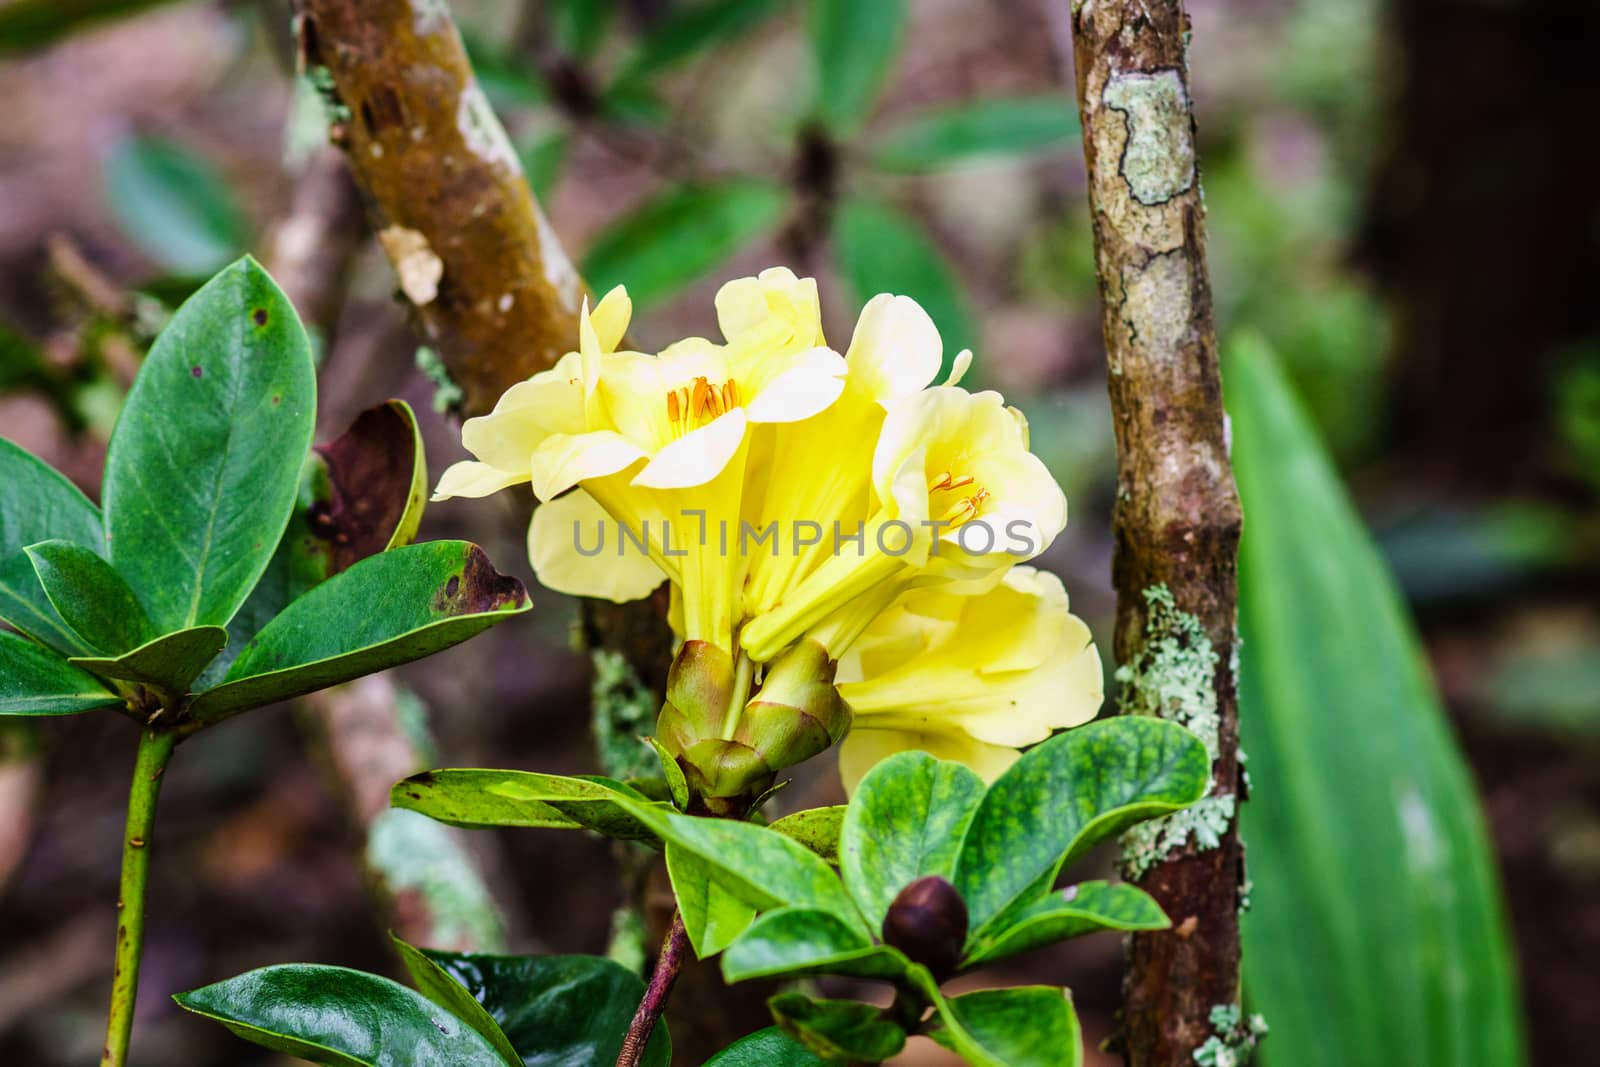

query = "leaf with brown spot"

[{"left": 188, "top": 541, "right": 528, "bottom": 723}]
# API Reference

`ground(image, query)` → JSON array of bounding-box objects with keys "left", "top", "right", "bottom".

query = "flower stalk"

[{"left": 101, "top": 725, "right": 178, "bottom": 1067}]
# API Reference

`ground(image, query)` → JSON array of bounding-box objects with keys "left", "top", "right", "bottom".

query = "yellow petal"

[
  {"left": 529, "top": 430, "right": 647, "bottom": 501},
  {"left": 838, "top": 725, "right": 1019, "bottom": 795},
  {"left": 842, "top": 293, "right": 942, "bottom": 406},
  {"left": 528, "top": 489, "right": 665, "bottom": 603},
  {"left": 432, "top": 460, "right": 527, "bottom": 501},
  {"left": 634, "top": 410, "right": 748, "bottom": 490},
  {"left": 590, "top": 286, "right": 633, "bottom": 354},
  {"left": 741, "top": 347, "right": 848, "bottom": 424}
]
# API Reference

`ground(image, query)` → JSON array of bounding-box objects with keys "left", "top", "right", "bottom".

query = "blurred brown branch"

[{"left": 1061, "top": 1, "right": 1246, "bottom": 1063}]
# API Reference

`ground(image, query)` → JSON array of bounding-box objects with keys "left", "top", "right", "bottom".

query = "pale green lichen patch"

[
  {"left": 1118, "top": 584, "right": 1230, "bottom": 877},
  {"left": 591, "top": 648, "right": 659, "bottom": 781},
  {"left": 367, "top": 807, "right": 507, "bottom": 951},
  {"left": 456, "top": 79, "right": 522, "bottom": 175},
  {"left": 410, "top": 0, "right": 451, "bottom": 34},
  {"left": 1102, "top": 69, "right": 1195, "bottom": 206},
  {"left": 414, "top": 346, "right": 463, "bottom": 413},
  {"left": 1118, "top": 249, "right": 1193, "bottom": 363},
  {"left": 1193, "top": 1003, "right": 1268, "bottom": 1066}
]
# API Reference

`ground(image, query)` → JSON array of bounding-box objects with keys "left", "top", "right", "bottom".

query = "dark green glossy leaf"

[
  {"left": 0, "top": 437, "right": 103, "bottom": 657},
  {"left": 872, "top": 96, "right": 1080, "bottom": 172},
  {"left": 963, "top": 881, "right": 1168, "bottom": 967},
  {"left": 1228, "top": 336, "right": 1525, "bottom": 1067},
  {"left": 841, "top": 752, "right": 985, "bottom": 934},
  {"left": 103, "top": 134, "right": 247, "bottom": 275},
  {"left": 636, "top": 808, "right": 866, "bottom": 934},
  {"left": 392, "top": 937, "right": 521, "bottom": 1067},
  {"left": 71, "top": 625, "right": 226, "bottom": 699},
  {"left": 24, "top": 540, "right": 151, "bottom": 655},
  {"left": 833, "top": 197, "right": 974, "bottom": 380},
  {"left": 769, "top": 992, "right": 905, "bottom": 1063},
  {"left": 620, "top": 0, "right": 784, "bottom": 82},
  {"left": 929, "top": 986, "right": 1081, "bottom": 1067},
  {"left": 583, "top": 181, "right": 786, "bottom": 310},
  {"left": 0, "top": 628, "right": 120, "bottom": 716},
  {"left": 200, "top": 399, "right": 428, "bottom": 687},
  {"left": 953, "top": 717, "right": 1208, "bottom": 938},
  {"left": 667, "top": 844, "right": 759, "bottom": 958},
  {"left": 173, "top": 964, "right": 506, "bottom": 1066},
  {"left": 768, "top": 805, "right": 845, "bottom": 864},
  {"left": 189, "top": 541, "right": 528, "bottom": 722},
  {"left": 392, "top": 769, "right": 662, "bottom": 842},
  {"left": 647, "top": 736, "right": 689, "bottom": 809},
  {"left": 811, "top": 0, "right": 903, "bottom": 133},
  {"left": 421, "top": 950, "right": 671, "bottom": 1067},
  {"left": 103, "top": 258, "right": 316, "bottom": 633},
  {"left": 721, "top": 908, "right": 909, "bottom": 984},
  {"left": 705, "top": 1027, "right": 828, "bottom": 1067}
]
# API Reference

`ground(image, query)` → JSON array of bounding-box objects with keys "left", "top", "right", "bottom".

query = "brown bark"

[
  {"left": 1063, "top": 2, "right": 1246, "bottom": 1063},
  {"left": 294, "top": 0, "right": 585, "bottom": 416}
]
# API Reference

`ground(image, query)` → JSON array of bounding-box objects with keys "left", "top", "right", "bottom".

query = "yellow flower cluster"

[{"left": 436, "top": 269, "right": 1102, "bottom": 796}]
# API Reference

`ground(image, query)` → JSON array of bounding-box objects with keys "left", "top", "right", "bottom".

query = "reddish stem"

[{"left": 616, "top": 910, "right": 690, "bottom": 1067}]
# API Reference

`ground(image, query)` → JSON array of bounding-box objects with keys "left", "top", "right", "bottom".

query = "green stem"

[
  {"left": 720, "top": 647, "right": 755, "bottom": 740},
  {"left": 101, "top": 725, "right": 178, "bottom": 1067}
]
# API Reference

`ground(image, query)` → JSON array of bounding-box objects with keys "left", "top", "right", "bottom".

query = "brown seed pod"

[{"left": 881, "top": 875, "right": 969, "bottom": 980}]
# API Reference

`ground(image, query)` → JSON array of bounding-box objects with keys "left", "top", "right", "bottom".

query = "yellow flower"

[
  {"left": 739, "top": 385, "right": 1067, "bottom": 662},
  {"left": 835, "top": 567, "right": 1103, "bottom": 792}
]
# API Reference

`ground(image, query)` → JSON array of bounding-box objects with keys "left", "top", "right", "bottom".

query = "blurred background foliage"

[{"left": 0, "top": 0, "right": 1596, "bottom": 1065}]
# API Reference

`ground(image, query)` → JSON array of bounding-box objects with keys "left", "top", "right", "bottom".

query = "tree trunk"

[{"left": 1062, "top": 2, "right": 1247, "bottom": 1063}]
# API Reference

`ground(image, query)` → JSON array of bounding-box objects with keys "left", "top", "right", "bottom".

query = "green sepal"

[{"left": 646, "top": 735, "right": 689, "bottom": 810}]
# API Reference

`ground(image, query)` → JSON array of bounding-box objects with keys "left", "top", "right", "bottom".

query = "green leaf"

[
  {"left": 873, "top": 96, "right": 1080, "bottom": 172},
  {"left": 833, "top": 197, "right": 974, "bottom": 379},
  {"left": 421, "top": 950, "right": 671, "bottom": 1067},
  {"left": 200, "top": 399, "right": 428, "bottom": 687},
  {"left": 0, "top": 629, "right": 120, "bottom": 716},
  {"left": 24, "top": 540, "right": 151, "bottom": 655},
  {"left": 583, "top": 181, "right": 786, "bottom": 310},
  {"left": 1227, "top": 335, "right": 1525, "bottom": 1067},
  {"left": 647, "top": 735, "right": 689, "bottom": 809},
  {"left": 549, "top": 0, "right": 614, "bottom": 58},
  {"left": 392, "top": 937, "right": 522, "bottom": 1067},
  {"left": 810, "top": 0, "right": 904, "bottom": 133},
  {"left": 963, "top": 881, "right": 1168, "bottom": 967},
  {"left": 189, "top": 541, "right": 528, "bottom": 722},
  {"left": 705, "top": 1027, "right": 829, "bottom": 1067},
  {"left": 173, "top": 964, "right": 507, "bottom": 1066},
  {"left": 103, "top": 257, "right": 316, "bottom": 633},
  {"left": 953, "top": 717, "right": 1208, "bottom": 938},
  {"left": 392, "top": 769, "right": 663, "bottom": 842},
  {"left": 519, "top": 133, "right": 568, "bottom": 205},
  {"left": 667, "top": 844, "right": 760, "bottom": 958},
  {"left": 768, "top": 992, "right": 905, "bottom": 1064},
  {"left": 721, "top": 908, "right": 910, "bottom": 984},
  {"left": 638, "top": 809, "right": 867, "bottom": 935},
  {"left": 103, "top": 134, "right": 247, "bottom": 275},
  {"left": 929, "top": 987, "right": 1081, "bottom": 1067},
  {"left": 841, "top": 752, "right": 985, "bottom": 934},
  {"left": 0, "top": 0, "right": 181, "bottom": 55},
  {"left": 71, "top": 626, "right": 226, "bottom": 699},
  {"left": 620, "top": 0, "right": 785, "bottom": 83},
  {"left": 0, "top": 437, "right": 103, "bottom": 657},
  {"left": 768, "top": 805, "right": 846, "bottom": 864}
]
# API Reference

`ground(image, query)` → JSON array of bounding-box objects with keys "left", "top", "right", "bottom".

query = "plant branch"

[
  {"left": 616, "top": 910, "right": 689, "bottom": 1067},
  {"left": 100, "top": 726, "right": 177, "bottom": 1067},
  {"left": 1059, "top": 1, "right": 1246, "bottom": 1063}
]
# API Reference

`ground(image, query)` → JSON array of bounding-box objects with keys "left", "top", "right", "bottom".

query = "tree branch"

[{"left": 1061, "top": 2, "right": 1246, "bottom": 1063}]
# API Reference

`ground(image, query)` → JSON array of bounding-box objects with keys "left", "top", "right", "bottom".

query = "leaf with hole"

[
  {"left": 952, "top": 717, "right": 1208, "bottom": 938},
  {"left": 173, "top": 964, "right": 507, "bottom": 1066},
  {"left": 103, "top": 257, "right": 315, "bottom": 634},
  {"left": 189, "top": 541, "right": 528, "bottom": 722},
  {"left": 421, "top": 950, "right": 671, "bottom": 1067},
  {"left": 0, "top": 629, "right": 120, "bottom": 716}
]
